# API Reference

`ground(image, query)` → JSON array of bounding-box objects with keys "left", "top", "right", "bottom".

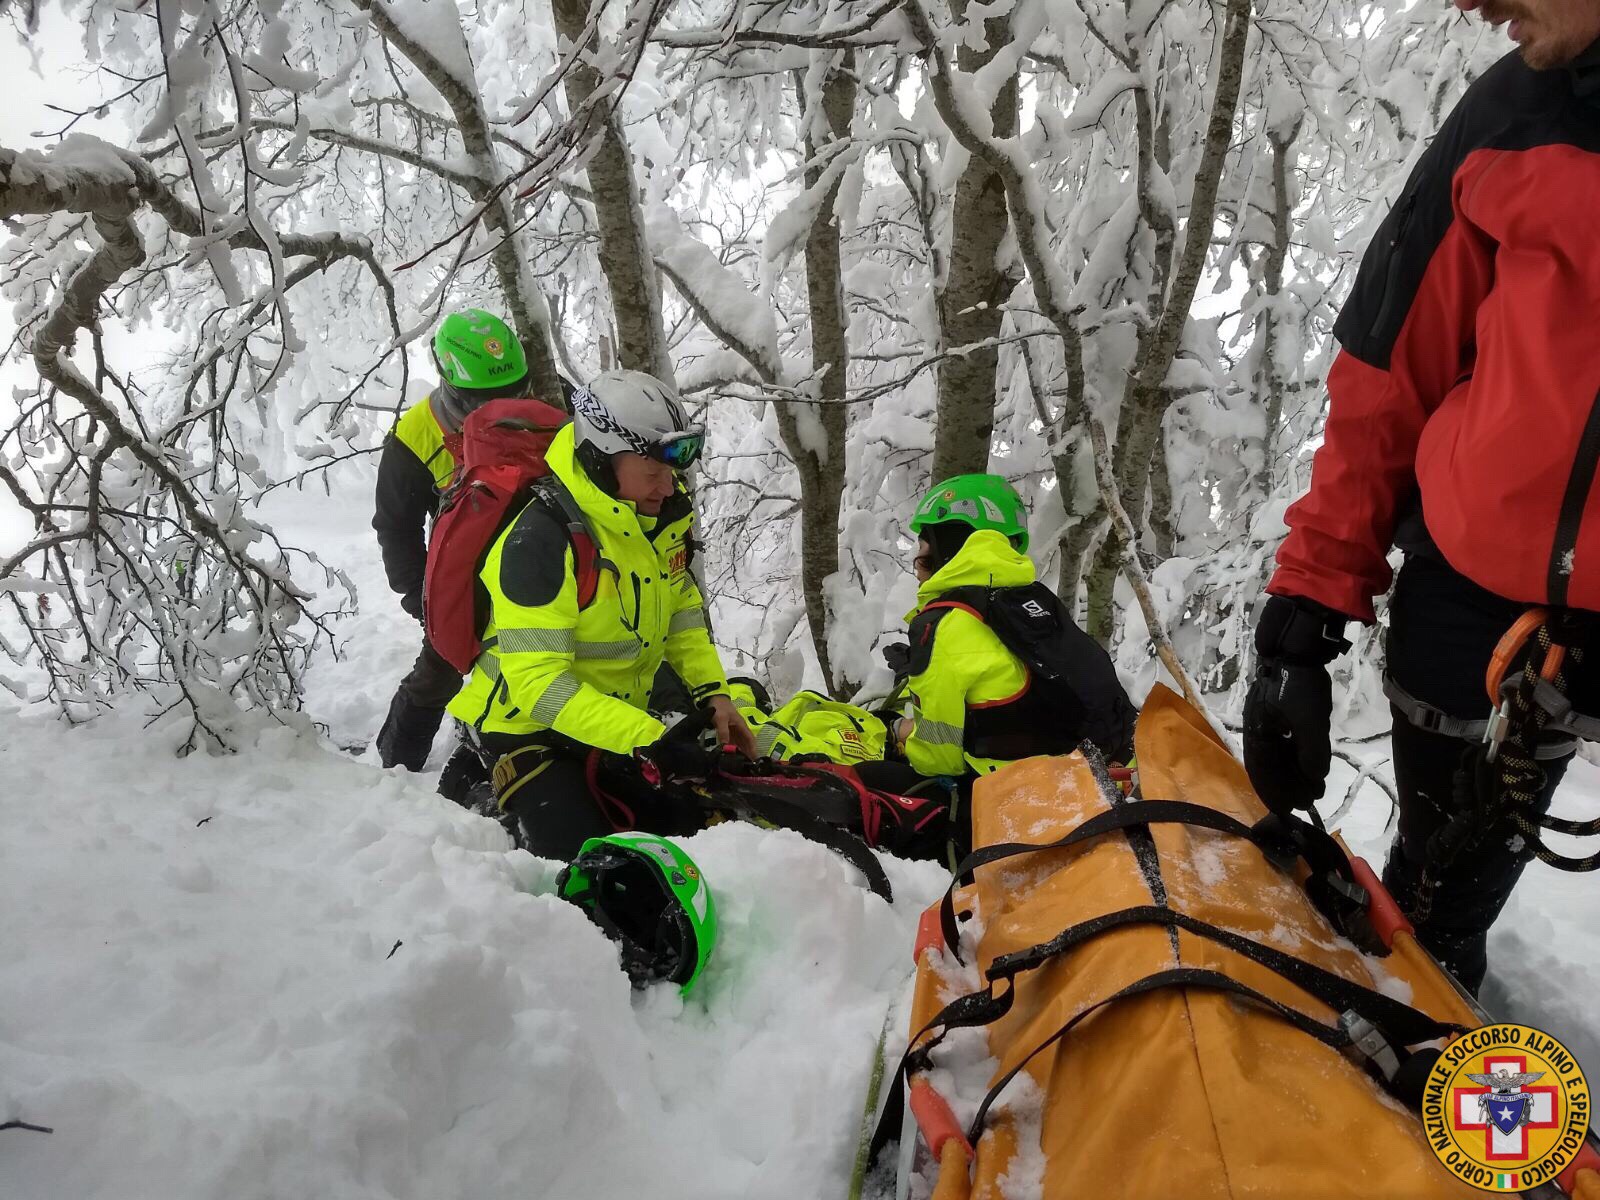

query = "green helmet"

[
  {"left": 432, "top": 309, "right": 528, "bottom": 390},
  {"left": 910, "top": 474, "right": 1029, "bottom": 553},
  {"left": 556, "top": 833, "right": 717, "bottom": 992}
]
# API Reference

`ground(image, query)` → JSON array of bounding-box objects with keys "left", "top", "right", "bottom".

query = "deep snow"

[{"left": 3, "top": 474, "right": 1598, "bottom": 1200}]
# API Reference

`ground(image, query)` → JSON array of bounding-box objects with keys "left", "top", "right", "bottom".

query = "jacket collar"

[
  {"left": 548, "top": 424, "right": 642, "bottom": 535},
  {"left": 908, "top": 529, "right": 1037, "bottom": 617},
  {"left": 548, "top": 424, "right": 696, "bottom": 538}
]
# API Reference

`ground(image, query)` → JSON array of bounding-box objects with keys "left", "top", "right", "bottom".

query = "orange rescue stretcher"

[{"left": 877, "top": 685, "right": 1600, "bottom": 1200}]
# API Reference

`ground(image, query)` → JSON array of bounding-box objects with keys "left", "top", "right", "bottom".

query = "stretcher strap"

[
  {"left": 983, "top": 904, "right": 1461, "bottom": 1048},
  {"left": 871, "top": 905, "right": 1466, "bottom": 1168},
  {"left": 967, "top": 967, "right": 1355, "bottom": 1143},
  {"left": 937, "top": 802, "right": 1372, "bottom": 960}
]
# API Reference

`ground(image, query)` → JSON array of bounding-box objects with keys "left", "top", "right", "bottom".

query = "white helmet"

[{"left": 571, "top": 370, "right": 703, "bottom": 469}]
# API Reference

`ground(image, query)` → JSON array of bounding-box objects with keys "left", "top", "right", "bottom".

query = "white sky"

[{"left": 0, "top": 8, "right": 122, "bottom": 158}]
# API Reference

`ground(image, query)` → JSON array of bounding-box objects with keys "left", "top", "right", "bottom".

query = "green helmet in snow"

[
  {"left": 910, "top": 473, "right": 1030, "bottom": 553},
  {"left": 432, "top": 309, "right": 528, "bottom": 390},
  {"left": 556, "top": 833, "right": 717, "bottom": 992}
]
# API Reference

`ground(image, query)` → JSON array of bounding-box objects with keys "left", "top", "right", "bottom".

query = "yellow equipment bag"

[{"left": 883, "top": 684, "right": 1514, "bottom": 1200}]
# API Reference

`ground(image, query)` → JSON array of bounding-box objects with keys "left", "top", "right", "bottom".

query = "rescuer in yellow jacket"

[
  {"left": 447, "top": 370, "right": 757, "bottom": 858},
  {"left": 373, "top": 310, "right": 536, "bottom": 771},
  {"left": 881, "top": 474, "right": 1136, "bottom": 857}
]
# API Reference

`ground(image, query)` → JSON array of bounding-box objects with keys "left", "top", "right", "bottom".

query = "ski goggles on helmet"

[{"left": 647, "top": 429, "right": 705, "bottom": 470}]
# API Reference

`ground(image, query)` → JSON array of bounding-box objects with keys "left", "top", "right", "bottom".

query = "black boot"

[
  {"left": 375, "top": 690, "right": 447, "bottom": 770},
  {"left": 438, "top": 741, "right": 491, "bottom": 806}
]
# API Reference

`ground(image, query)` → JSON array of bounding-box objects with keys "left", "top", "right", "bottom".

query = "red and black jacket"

[{"left": 1271, "top": 40, "right": 1600, "bottom": 621}]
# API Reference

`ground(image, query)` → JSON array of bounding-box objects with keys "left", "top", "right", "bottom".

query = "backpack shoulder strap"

[
  {"left": 921, "top": 585, "right": 991, "bottom": 623},
  {"left": 528, "top": 480, "right": 610, "bottom": 609},
  {"left": 908, "top": 587, "right": 992, "bottom": 677}
]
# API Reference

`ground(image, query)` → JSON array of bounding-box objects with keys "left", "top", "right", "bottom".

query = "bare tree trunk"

[
  {"left": 1085, "top": 0, "right": 1252, "bottom": 642},
  {"left": 776, "top": 55, "right": 857, "bottom": 695},
  {"left": 1086, "top": 416, "right": 1215, "bottom": 727},
  {"left": 1058, "top": 501, "right": 1103, "bottom": 614},
  {"left": 550, "top": 0, "right": 672, "bottom": 381},
  {"left": 1149, "top": 443, "right": 1176, "bottom": 559},
  {"left": 930, "top": 3, "right": 1019, "bottom": 482},
  {"left": 1253, "top": 118, "right": 1301, "bottom": 498},
  {"left": 356, "top": 0, "right": 566, "bottom": 402},
  {"left": 900, "top": 0, "right": 1201, "bottom": 688},
  {"left": 1019, "top": 336, "right": 1098, "bottom": 608}
]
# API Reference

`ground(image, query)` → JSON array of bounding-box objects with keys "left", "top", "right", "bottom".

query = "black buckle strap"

[
  {"left": 982, "top": 904, "right": 1458, "bottom": 1048},
  {"left": 937, "top": 801, "right": 1379, "bottom": 961},
  {"left": 938, "top": 800, "right": 1263, "bottom": 958},
  {"left": 965, "top": 967, "right": 1366, "bottom": 1143},
  {"left": 869, "top": 904, "right": 1467, "bottom": 1170}
]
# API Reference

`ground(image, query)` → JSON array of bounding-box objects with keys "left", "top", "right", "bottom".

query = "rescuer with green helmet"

[
  {"left": 374, "top": 309, "right": 542, "bottom": 771},
  {"left": 890, "top": 472, "right": 1135, "bottom": 787}
]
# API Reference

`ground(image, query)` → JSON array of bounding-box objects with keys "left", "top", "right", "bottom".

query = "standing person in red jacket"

[{"left": 1243, "top": 0, "right": 1600, "bottom": 994}]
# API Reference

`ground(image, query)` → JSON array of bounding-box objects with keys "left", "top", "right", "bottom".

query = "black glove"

[
  {"left": 636, "top": 731, "right": 715, "bottom": 782},
  {"left": 1242, "top": 595, "right": 1352, "bottom": 815},
  {"left": 882, "top": 641, "right": 911, "bottom": 678},
  {"left": 400, "top": 590, "right": 424, "bottom": 623}
]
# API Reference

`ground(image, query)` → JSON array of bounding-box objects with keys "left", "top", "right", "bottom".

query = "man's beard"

[{"left": 1476, "top": 2, "right": 1585, "bottom": 69}]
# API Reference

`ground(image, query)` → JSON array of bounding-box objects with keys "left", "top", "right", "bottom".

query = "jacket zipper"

[{"left": 1547, "top": 383, "right": 1600, "bottom": 607}]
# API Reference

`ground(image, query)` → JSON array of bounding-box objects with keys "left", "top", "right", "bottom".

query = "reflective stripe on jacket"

[
  {"left": 726, "top": 684, "right": 889, "bottom": 764},
  {"left": 446, "top": 424, "right": 729, "bottom": 753},
  {"left": 903, "top": 529, "right": 1032, "bottom": 778}
]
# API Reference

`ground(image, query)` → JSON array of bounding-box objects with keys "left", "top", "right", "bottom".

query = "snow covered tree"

[{"left": 0, "top": 0, "right": 1515, "bottom": 732}]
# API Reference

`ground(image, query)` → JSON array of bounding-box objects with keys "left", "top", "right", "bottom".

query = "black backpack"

[{"left": 907, "top": 582, "right": 1137, "bottom": 763}]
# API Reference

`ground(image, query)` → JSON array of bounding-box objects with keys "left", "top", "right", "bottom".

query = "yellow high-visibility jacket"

[
  {"left": 392, "top": 396, "right": 457, "bottom": 490},
  {"left": 724, "top": 684, "right": 890, "bottom": 764},
  {"left": 447, "top": 424, "right": 730, "bottom": 753},
  {"left": 903, "top": 530, "right": 1034, "bottom": 778},
  {"left": 373, "top": 395, "right": 458, "bottom": 611}
]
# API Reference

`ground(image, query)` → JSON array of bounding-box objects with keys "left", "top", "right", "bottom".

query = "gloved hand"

[
  {"left": 636, "top": 729, "right": 716, "bottom": 782},
  {"left": 400, "top": 590, "right": 424, "bottom": 623},
  {"left": 1242, "top": 594, "right": 1352, "bottom": 815},
  {"left": 882, "top": 641, "right": 911, "bottom": 678}
]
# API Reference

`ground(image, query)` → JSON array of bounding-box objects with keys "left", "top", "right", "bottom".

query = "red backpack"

[{"left": 423, "top": 397, "right": 602, "bottom": 674}]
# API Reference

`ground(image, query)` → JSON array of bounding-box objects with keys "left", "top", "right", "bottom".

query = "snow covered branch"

[
  {"left": 0, "top": 137, "right": 360, "bottom": 744},
  {"left": 352, "top": 0, "right": 568, "bottom": 401}
]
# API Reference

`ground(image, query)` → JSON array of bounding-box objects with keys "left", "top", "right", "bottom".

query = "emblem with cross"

[{"left": 1452, "top": 1054, "right": 1561, "bottom": 1161}]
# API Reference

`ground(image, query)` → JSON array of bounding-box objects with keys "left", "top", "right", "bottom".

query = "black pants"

[
  {"left": 376, "top": 638, "right": 461, "bottom": 770},
  {"left": 475, "top": 733, "right": 703, "bottom": 861},
  {"left": 1380, "top": 555, "right": 1600, "bottom": 993}
]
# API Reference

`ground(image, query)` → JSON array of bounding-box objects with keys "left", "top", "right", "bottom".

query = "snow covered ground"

[
  {"left": 1, "top": 472, "right": 949, "bottom": 1199},
  {"left": 3, "top": 471, "right": 1599, "bottom": 1199}
]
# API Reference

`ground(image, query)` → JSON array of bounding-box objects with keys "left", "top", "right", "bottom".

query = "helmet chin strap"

[{"left": 576, "top": 439, "right": 622, "bottom": 497}]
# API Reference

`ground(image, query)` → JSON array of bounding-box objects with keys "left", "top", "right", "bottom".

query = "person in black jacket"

[
  {"left": 1243, "top": 2, "right": 1600, "bottom": 993},
  {"left": 373, "top": 310, "right": 533, "bottom": 770}
]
